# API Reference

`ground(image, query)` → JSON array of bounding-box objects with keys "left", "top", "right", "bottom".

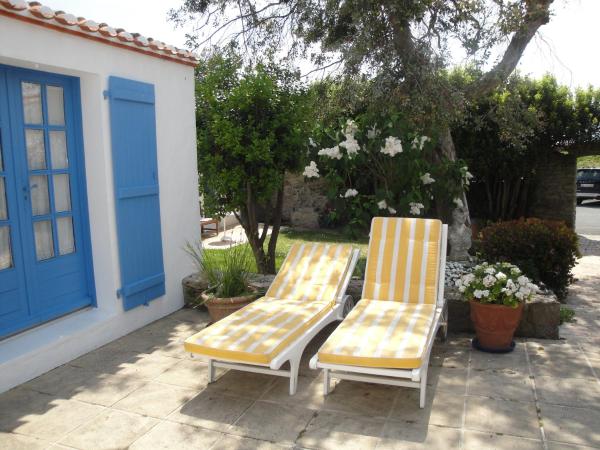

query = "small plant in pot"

[
  {"left": 456, "top": 262, "right": 538, "bottom": 352},
  {"left": 185, "top": 242, "right": 260, "bottom": 323}
]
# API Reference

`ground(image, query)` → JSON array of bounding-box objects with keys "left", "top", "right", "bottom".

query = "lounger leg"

[
  {"left": 207, "top": 359, "right": 215, "bottom": 383},
  {"left": 419, "top": 369, "right": 428, "bottom": 409},
  {"left": 323, "top": 369, "right": 330, "bottom": 396},
  {"left": 289, "top": 358, "right": 300, "bottom": 395}
]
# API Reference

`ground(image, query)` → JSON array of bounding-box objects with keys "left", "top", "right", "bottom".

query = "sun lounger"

[
  {"left": 184, "top": 243, "right": 359, "bottom": 394},
  {"left": 309, "top": 217, "right": 448, "bottom": 408}
]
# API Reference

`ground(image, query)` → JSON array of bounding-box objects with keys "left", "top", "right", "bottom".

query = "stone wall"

[
  {"left": 530, "top": 152, "right": 577, "bottom": 227},
  {"left": 282, "top": 173, "right": 328, "bottom": 229}
]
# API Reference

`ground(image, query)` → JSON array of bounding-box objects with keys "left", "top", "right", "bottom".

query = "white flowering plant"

[
  {"left": 303, "top": 112, "right": 467, "bottom": 234},
  {"left": 455, "top": 262, "right": 538, "bottom": 308}
]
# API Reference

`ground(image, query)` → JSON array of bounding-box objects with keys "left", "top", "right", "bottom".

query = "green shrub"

[
  {"left": 478, "top": 218, "right": 580, "bottom": 300},
  {"left": 185, "top": 242, "right": 254, "bottom": 299}
]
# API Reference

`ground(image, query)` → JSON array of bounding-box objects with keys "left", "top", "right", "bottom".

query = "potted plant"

[
  {"left": 456, "top": 262, "right": 538, "bottom": 352},
  {"left": 185, "top": 241, "right": 260, "bottom": 322}
]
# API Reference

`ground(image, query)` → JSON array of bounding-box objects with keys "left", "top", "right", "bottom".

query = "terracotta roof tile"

[{"left": 0, "top": 0, "right": 199, "bottom": 66}]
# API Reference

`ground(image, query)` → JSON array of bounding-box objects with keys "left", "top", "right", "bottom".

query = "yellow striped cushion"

[
  {"left": 266, "top": 243, "right": 354, "bottom": 304},
  {"left": 184, "top": 297, "right": 334, "bottom": 364},
  {"left": 362, "top": 217, "right": 442, "bottom": 304},
  {"left": 184, "top": 243, "right": 355, "bottom": 364},
  {"left": 317, "top": 299, "right": 436, "bottom": 369}
]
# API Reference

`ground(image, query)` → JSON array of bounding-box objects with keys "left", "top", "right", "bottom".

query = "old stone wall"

[
  {"left": 282, "top": 173, "right": 329, "bottom": 229},
  {"left": 529, "top": 152, "right": 577, "bottom": 227}
]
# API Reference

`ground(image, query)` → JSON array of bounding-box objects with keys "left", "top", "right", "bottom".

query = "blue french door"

[{"left": 0, "top": 65, "right": 94, "bottom": 339}]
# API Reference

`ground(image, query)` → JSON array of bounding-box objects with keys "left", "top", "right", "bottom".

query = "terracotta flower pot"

[
  {"left": 201, "top": 288, "right": 259, "bottom": 323},
  {"left": 470, "top": 301, "right": 524, "bottom": 350}
]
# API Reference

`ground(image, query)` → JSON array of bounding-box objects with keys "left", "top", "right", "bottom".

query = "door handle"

[{"left": 22, "top": 185, "right": 30, "bottom": 201}]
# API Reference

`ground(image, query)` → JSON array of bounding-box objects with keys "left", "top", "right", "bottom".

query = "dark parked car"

[{"left": 576, "top": 168, "right": 600, "bottom": 204}]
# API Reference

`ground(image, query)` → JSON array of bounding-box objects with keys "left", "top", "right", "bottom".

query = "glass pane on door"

[
  {"left": 0, "top": 178, "right": 6, "bottom": 221},
  {"left": 30, "top": 175, "right": 50, "bottom": 216},
  {"left": 53, "top": 174, "right": 71, "bottom": 212},
  {"left": 25, "top": 129, "right": 46, "bottom": 170},
  {"left": 22, "top": 82, "right": 43, "bottom": 124},
  {"left": 0, "top": 226, "right": 11, "bottom": 270},
  {"left": 47, "top": 86, "right": 65, "bottom": 126},
  {"left": 33, "top": 220, "right": 54, "bottom": 260},
  {"left": 49, "top": 131, "right": 68, "bottom": 169},
  {"left": 57, "top": 216, "right": 75, "bottom": 255}
]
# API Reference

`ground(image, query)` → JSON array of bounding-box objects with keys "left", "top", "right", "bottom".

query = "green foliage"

[
  {"left": 453, "top": 73, "right": 600, "bottom": 221},
  {"left": 185, "top": 241, "right": 253, "bottom": 299},
  {"left": 305, "top": 112, "right": 467, "bottom": 236},
  {"left": 172, "top": 1, "right": 552, "bottom": 144},
  {"left": 560, "top": 306, "right": 576, "bottom": 324},
  {"left": 478, "top": 218, "right": 580, "bottom": 300},
  {"left": 195, "top": 50, "right": 313, "bottom": 273},
  {"left": 578, "top": 156, "right": 600, "bottom": 168},
  {"left": 456, "top": 262, "right": 537, "bottom": 308},
  {"left": 196, "top": 51, "right": 310, "bottom": 218}
]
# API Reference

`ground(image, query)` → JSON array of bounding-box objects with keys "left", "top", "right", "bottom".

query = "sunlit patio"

[{"left": 1, "top": 236, "right": 599, "bottom": 450}]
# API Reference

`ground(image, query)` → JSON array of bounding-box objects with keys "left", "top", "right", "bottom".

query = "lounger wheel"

[{"left": 342, "top": 296, "right": 355, "bottom": 318}]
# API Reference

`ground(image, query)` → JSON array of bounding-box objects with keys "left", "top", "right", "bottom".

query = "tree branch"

[{"left": 471, "top": 0, "right": 553, "bottom": 98}]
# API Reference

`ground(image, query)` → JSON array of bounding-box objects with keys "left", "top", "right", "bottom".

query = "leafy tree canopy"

[
  {"left": 172, "top": 0, "right": 555, "bottom": 224},
  {"left": 197, "top": 50, "right": 312, "bottom": 273},
  {"left": 453, "top": 72, "right": 600, "bottom": 220}
]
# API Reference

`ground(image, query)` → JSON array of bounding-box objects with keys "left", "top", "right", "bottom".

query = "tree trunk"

[
  {"left": 438, "top": 126, "right": 472, "bottom": 226},
  {"left": 264, "top": 188, "right": 284, "bottom": 274},
  {"left": 236, "top": 183, "right": 285, "bottom": 275}
]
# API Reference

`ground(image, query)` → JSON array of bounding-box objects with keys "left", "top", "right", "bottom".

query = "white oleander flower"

[
  {"left": 344, "top": 188, "right": 358, "bottom": 198},
  {"left": 308, "top": 137, "right": 317, "bottom": 147},
  {"left": 388, "top": 207, "right": 397, "bottom": 214},
  {"left": 344, "top": 119, "right": 358, "bottom": 136},
  {"left": 484, "top": 267, "right": 496, "bottom": 275},
  {"left": 412, "top": 135, "right": 431, "bottom": 150},
  {"left": 510, "top": 267, "right": 522, "bottom": 275},
  {"left": 474, "top": 289, "right": 484, "bottom": 299},
  {"left": 377, "top": 199, "right": 388, "bottom": 210},
  {"left": 420, "top": 173, "right": 435, "bottom": 185},
  {"left": 339, "top": 135, "right": 360, "bottom": 157},
  {"left": 517, "top": 275, "right": 530, "bottom": 285},
  {"left": 462, "top": 167, "right": 474, "bottom": 186},
  {"left": 481, "top": 290, "right": 490, "bottom": 298},
  {"left": 496, "top": 272, "right": 507, "bottom": 280},
  {"left": 302, "top": 161, "right": 320, "bottom": 178},
  {"left": 409, "top": 202, "right": 424, "bottom": 216},
  {"left": 367, "top": 125, "right": 380, "bottom": 139},
  {"left": 318, "top": 145, "right": 342, "bottom": 160},
  {"left": 381, "top": 136, "right": 403, "bottom": 157},
  {"left": 458, "top": 285, "right": 466, "bottom": 293},
  {"left": 453, "top": 197, "right": 464, "bottom": 208}
]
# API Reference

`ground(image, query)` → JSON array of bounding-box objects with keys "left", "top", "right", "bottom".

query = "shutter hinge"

[
  {"left": 103, "top": 90, "right": 110, "bottom": 99},
  {"left": 116, "top": 288, "right": 122, "bottom": 298}
]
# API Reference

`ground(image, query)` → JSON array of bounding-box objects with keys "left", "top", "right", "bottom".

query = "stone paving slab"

[{"left": 0, "top": 235, "right": 598, "bottom": 449}]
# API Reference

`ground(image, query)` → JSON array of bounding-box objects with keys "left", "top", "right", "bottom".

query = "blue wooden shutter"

[{"left": 107, "top": 76, "right": 165, "bottom": 310}]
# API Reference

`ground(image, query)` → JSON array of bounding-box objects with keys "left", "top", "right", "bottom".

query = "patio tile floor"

[{"left": 0, "top": 235, "right": 599, "bottom": 449}]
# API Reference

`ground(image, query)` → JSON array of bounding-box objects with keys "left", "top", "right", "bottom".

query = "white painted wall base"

[{"left": 0, "top": 295, "right": 183, "bottom": 393}]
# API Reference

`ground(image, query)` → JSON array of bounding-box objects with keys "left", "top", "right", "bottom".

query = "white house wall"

[{"left": 0, "top": 16, "right": 200, "bottom": 392}]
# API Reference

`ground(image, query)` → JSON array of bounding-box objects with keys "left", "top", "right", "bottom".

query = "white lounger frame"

[
  {"left": 309, "top": 224, "right": 449, "bottom": 408},
  {"left": 190, "top": 248, "right": 360, "bottom": 395}
]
